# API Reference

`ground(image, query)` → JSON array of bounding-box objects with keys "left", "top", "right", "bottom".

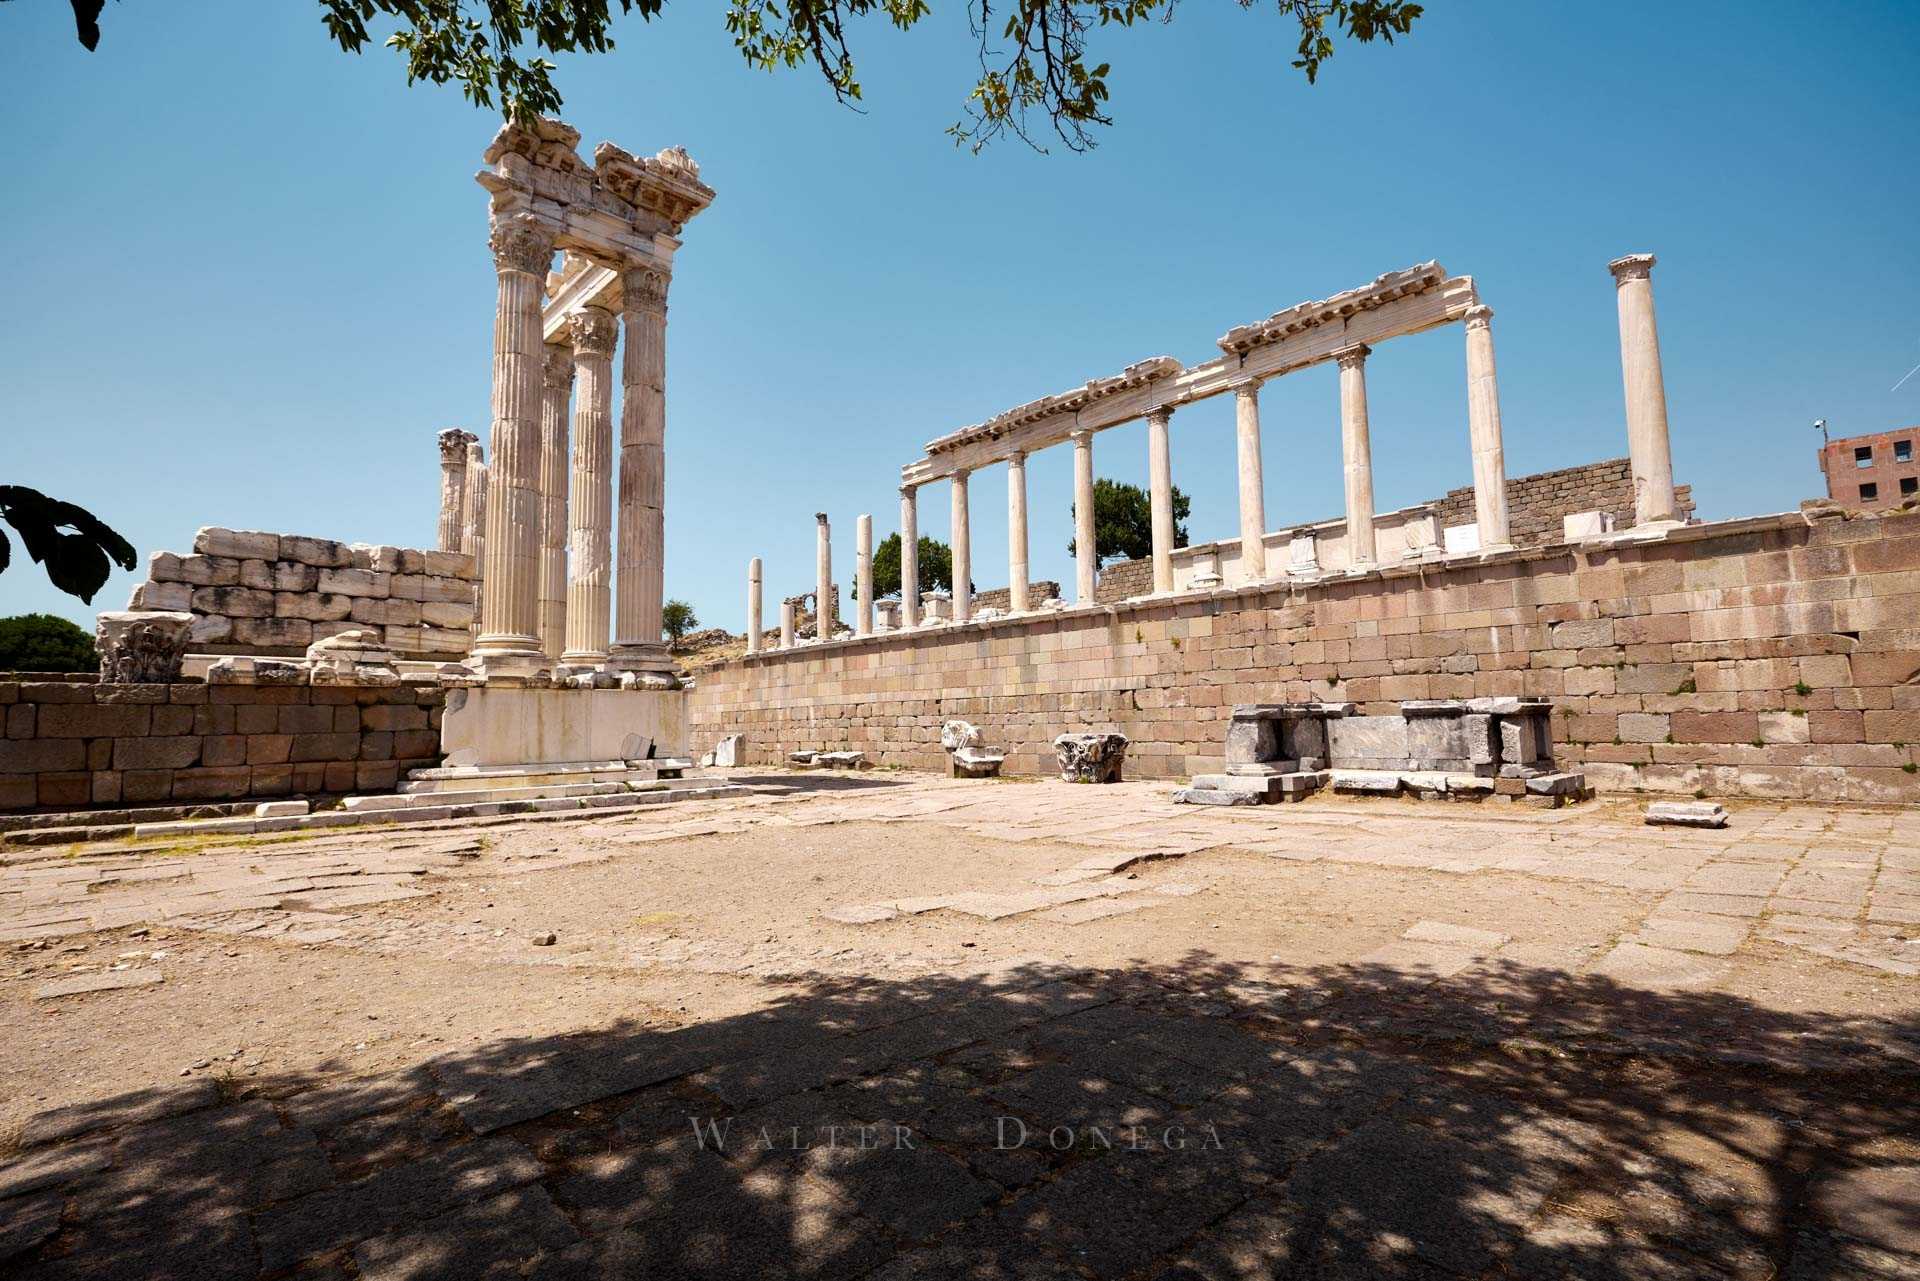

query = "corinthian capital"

[
  {"left": 489, "top": 214, "right": 555, "bottom": 276},
  {"left": 543, "top": 344, "right": 575, "bottom": 390},
  {"left": 438, "top": 428, "right": 476, "bottom": 465},
  {"left": 1608, "top": 253, "right": 1656, "bottom": 284},
  {"left": 568, "top": 305, "right": 618, "bottom": 358},
  {"left": 621, "top": 264, "right": 670, "bottom": 313},
  {"left": 1464, "top": 304, "right": 1494, "bottom": 331},
  {"left": 1334, "top": 343, "right": 1371, "bottom": 370}
]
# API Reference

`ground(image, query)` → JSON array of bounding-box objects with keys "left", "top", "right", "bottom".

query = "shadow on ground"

[{"left": 4, "top": 954, "right": 1918, "bottom": 1279}]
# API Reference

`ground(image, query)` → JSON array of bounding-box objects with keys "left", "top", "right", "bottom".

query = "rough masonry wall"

[
  {"left": 0, "top": 677, "right": 446, "bottom": 811},
  {"left": 128, "top": 528, "right": 478, "bottom": 661},
  {"left": 1095, "top": 457, "right": 1697, "bottom": 603},
  {"left": 690, "top": 509, "right": 1920, "bottom": 804}
]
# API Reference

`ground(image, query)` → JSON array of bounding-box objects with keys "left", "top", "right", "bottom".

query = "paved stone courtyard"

[{"left": 2, "top": 773, "right": 1917, "bottom": 1278}]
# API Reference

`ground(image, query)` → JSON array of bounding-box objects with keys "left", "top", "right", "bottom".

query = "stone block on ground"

[
  {"left": 1646, "top": 800, "right": 1730, "bottom": 828},
  {"left": 1053, "top": 732, "right": 1127, "bottom": 783}
]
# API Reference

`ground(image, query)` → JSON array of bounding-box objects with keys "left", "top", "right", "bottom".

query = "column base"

[
  {"left": 463, "top": 645, "right": 554, "bottom": 685},
  {"left": 606, "top": 643, "right": 681, "bottom": 689}
]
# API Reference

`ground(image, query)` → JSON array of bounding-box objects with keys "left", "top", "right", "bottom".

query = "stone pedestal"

[
  {"left": 440, "top": 685, "right": 688, "bottom": 767},
  {"left": 97, "top": 611, "right": 194, "bottom": 683},
  {"left": 1232, "top": 381, "right": 1266, "bottom": 583}
]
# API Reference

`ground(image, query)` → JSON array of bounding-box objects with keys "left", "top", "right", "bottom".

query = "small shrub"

[
  {"left": 1794, "top": 681, "right": 1813, "bottom": 697},
  {"left": 1905, "top": 763, "right": 1918, "bottom": 775},
  {"left": 1673, "top": 678, "right": 1696, "bottom": 694}
]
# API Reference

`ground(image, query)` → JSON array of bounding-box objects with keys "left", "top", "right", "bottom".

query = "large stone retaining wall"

[
  {"left": 0, "top": 676, "right": 446, "bottom": 811},
  {"left": 689, "top": 509, "right": 1920, "bottom": 803},
  {"left": 126, "top": 527, "right": 477, "bottom": 661}
]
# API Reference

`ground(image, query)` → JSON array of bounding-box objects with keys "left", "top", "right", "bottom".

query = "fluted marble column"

[
  {"left": 815, "top": 513, "right": 834, "bottom": 639},
  {"left": 537, "top": 344, "right": 573, "bottom": 661},
  {"left": 746, "top": 557, "right": 763, "bottom": 655},
  {"left": 1609, "top": 253, "right": 1680, "bottom": 526},
  {"left": 1231, "top": 381, "right": 1266, "bottom": 583},
  {"left": 899, "top": 486, "right": 920, "bottom": 628},
  {"left": 470, "top": 214, "right": 554, "bottom": 676},
  {"left": 855, "top": 515, "right": 873, "bottom": 636},
  {"left": 1072, "top": 429, "right": 1096, "bottom": 604},
  {"left": 1336, "top": 344, "right": 1377, "bottom": 568},
  {"left": 1462, "top": 305, "right": 1512, "bottom": 547},
  {"left": 950, "top": 470, "right": 972, "bottom": 623},
  {"left": 609, "top": 263, "right": 674, "bottom": 679},
  {"left": 561, "top": 305, "right": 616, "bottom": 666},
  {"left": 436, "top": 429, "right": 474, "bottom": 553},
  {"left": 1147, "top": 407, "right": 1175, "bottom": 595},
  {"left": 1007, "top": 451, "right": 1029, "bottom": 612},
  {"left": 461, "top": 440, "right": 488, "bottom": 563}
]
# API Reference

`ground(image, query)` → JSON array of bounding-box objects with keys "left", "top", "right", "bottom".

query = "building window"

[
  {"left": 1897, "top": 440, "right": 1914, "bottom": 462},
  {"left": 1860, "top": 482, "right": 1878, "bottom": 501},
  {"left": 1855, "top": 445, "right": 1874, "bottom": 467},
  {"left": 1903, "top": 477, "right": 1918, "bottom": 497}
]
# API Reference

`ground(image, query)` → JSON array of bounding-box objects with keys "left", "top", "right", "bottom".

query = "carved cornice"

[
  {"left": 1334, "top": 343, "right": 1371, "bottom": 370},
  {"left": 1464, "top": 304, "right": 1494, "bottom": 331},
  {"left": 543, "top": 344, "right": 575, "bottom": 389},
  {"left": 1608, "top": 253, "right": 1656, "bottom": 284},
  {"left": 925, "top": 355, "right": 1183, "bottom": 457},
  {"left": 1218, "top": 262, "right": 1447, "bottom": 356},
  {"left": 568, "top": 306, "right": 618, "bottom": 358},
  {"left": 489, "top": 215, "right": 555, "bottom": 277},
  {"left": 621, "top": 264, "right": 670, "bottom": 313},
  {"left": 437, "top": 428, "right": 476, "bottom": 465}
]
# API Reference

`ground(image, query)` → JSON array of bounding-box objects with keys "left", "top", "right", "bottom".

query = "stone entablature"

[
  {"left": 125, "top": 527, "right": 477, "bottom": 662},
  {"left": 691, "top": 508, "right": 1920, "bottom": 804}
]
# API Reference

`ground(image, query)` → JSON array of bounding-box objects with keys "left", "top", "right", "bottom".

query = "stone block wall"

[
  {"left": 690, "top": 509, "right": 1920, "bottom": 804},
  {"left": 0, "top": 677, "right": 446, "bottom": 811},
  {"left": 127, "top": 528, "right": 477, "bottom": 661}
]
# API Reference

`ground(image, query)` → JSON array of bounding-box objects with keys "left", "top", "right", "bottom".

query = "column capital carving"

[
  {"left": 1145, "top": 405, "right": 1174, "bottom": 426},
  {"left": 815, "top": 511, "right": 830, "bottom": 526},
  {"left": 543, "top": 343, "right": 575, "bottom": 390},
  {"left": 898, "top": 482, "right": 918, "bottom": 500},
  {"left": 1230, "top": 377, "right": 1262, "bottom": 399},
  {"left": 1069, "top": 427, "right": 1094, "bottom": 446},
  {"left": 1334, "top": 342, "right": 1372, "bottom": 370},
  {"left": 438, "top": 428, "right": 476, "bottom": 464},
  {"left": 1608, "top": 253, "right": 1656, "bottom": 284},
  {"left": 621, "top": 263, "right": 670, "bottom": 313},
  {"left": 1463, "top": 304, "right": 1494, "bottom": 331},
  {"left": 1007, "top": 448, "right": 1027, "bottom": 466},
  {"left": 488, "top": 214, "right": 555, "bottom": 277},
  {"left": 951, "top": 467, "right": 972, "bottom": 481},
  {"left": 568, "top": 305, "right": 619, "bottom": 357}
]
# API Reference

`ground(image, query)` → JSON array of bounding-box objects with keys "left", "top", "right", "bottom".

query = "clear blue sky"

[{"left": 3, "top": 1, "right": 1917, "bottom": 633}]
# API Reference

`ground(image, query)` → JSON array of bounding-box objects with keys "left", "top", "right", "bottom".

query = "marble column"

[
  {"left": 1231, "top": 381, "right": 1266, "bottom": 583},
  {"left": 1335, "top": 344, "right": 1377, "bottom": 568},
  {"left": 470, "top": 216, "right": 552, "bottom": 674},
  {"left": 609, "top": 263, "right": 674, "bottom": 679},
  {"left": 898, "top": 486, "right": 920, "bottom": 629},
  {"left": 1072, "top": 429, "right": 1096, "bottom": 604},
  {"left": 561, "top": 306, "right": 617, "bottom": 667},
  {"left": 746, "top": 557, "right": 763, "bottom": 655},
  {"left": 855, "top": 514, "right": 873, "bottom": 636},
  {"left": 780, "top": 600, "right": 796, "bottom": 649},
  {"left": 815, "top": 513, "right": 834, "bottom": 639},
  {"left": 1609, "top": 254, "right": 1679, "bottom": 525},
  {"left": 436, "top": 429, "right": 473, "bottom": 553},
  {"left": 462, "top": 441, "right": 489, "bottom": 649},
  {"left": 537, "top": 344, "right": 573, "bottom": 662},
  {"left": 1006, "top": 450, "right": 1029, "bottom": 613},
  {"left": 950, "top": 470, "right": 972, "bottom": 623},
  {"left": 1462, "top": 305, "right": 1512, "bottom": 546},
  {"left": 1147, "top": 407, "right": 1175, "bottom": 595}
]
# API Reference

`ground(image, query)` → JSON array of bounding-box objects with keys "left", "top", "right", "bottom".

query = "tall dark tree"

[
  {"left": 869, "top": 533, "right": 953, "bottom": 599},
  {"left": 0, "top": 486, "right": 136, "bottom": 605},
  {"left": 0, "top": 613, "right": 99, "bottom": 674},
  {"left": 1066, "top": 477, "right": 1189, "bottom": 565},
  {"left": 46, "top": 1, "right": 1422, "bottom": 151}
]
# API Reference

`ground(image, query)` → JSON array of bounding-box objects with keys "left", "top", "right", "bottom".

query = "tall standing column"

[
  {"left": 855, "top": 515, "right": 873, "bottom": 636},
  {"left": 1147, "top": 407, "right": 1175, "bottom": 595},
  {"left": 950, "top": 470, "right": 972, "bottom": 623},
  {"left": 461, "top": 441, "right": 488, "bottom": 562},
  {"left": 609, "top": 263, "right": 675, "bottom": 679},
  {"left": 814, "top": 513, "right": 834, "bottom": 639},
  {"left": 1006, "top": 451, "right": 1029, "bottom": 612},
  {"left": 562, "top": 306, "right": 617, "bottom": 667},
  {"left": 537, "top": 344, "right": 573, "bottom": 662},
  {"left": 470, "top": 217, "right": 556, "bottom": 676},
  {"left": 1335, "top": 344, "right": 1377, "bottom": 568},
  {"left": 780, "top": 600, "right": 796, "bottom": 649},
  {"left": 436, "top": 429, "right": 474, "bottom": 553},
  {"left": 746, "top": 557, "right": 763, "bottom": 655},
  {"left": 1462, "top": 305, "right": 1512, "bottom": 547},
  {"left": 1609, "top": 254, "right": 1679, "bottom": 526},
  {"left": 898, "top": 486, "right": 921, "bottom": 628},
  {"left": 1231, "top": 381, "right": 1267, "bottom": 583},
  {"left": 1072, "top": 429, "right": 1096, "bottom": 604}
]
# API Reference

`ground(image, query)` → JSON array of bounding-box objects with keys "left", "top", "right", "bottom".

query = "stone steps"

[
  {"left": 343, "top": 778, "right": 666, "bottom": 812},
  {"left": 397, "top": 759, "right": 690, "bottom": 794}
]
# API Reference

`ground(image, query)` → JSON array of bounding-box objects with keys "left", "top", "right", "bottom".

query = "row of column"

[
  {"left": 447, "top": 212, "right": 678, "bottom": 680},
  {"left": 735, "top": 253, "right": 1679, "bottom": 651}
]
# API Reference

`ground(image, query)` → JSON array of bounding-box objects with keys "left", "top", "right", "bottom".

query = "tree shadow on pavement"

[{"left": 4, "top": 953, "right": 1918, "bottom": 1280}]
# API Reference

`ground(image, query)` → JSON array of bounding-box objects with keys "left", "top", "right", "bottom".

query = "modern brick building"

[{"left": 1820, "top": 427, "right": 1919, "bottom": 509}]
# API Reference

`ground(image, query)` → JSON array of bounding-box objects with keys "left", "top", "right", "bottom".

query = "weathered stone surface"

[
  {"left": 1646, "top": 800, "right": 1730, "bottom": 828},
  {"left": 1054, "top": 732, "right": 1127, "bottom": 783},
  {"left": 96, "top": 611, "right": 193, "bottom": 684},
  {"left": 194, "top": 527, "right": 280, "bottom": 560},
  {"left": 712, "top": 733, "right": 745, "bottom": 767},
  {"left": 318, "top": 567, "right": 391, "bottom": 600}
]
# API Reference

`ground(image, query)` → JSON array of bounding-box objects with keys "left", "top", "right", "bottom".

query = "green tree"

[
  {"left": 0, "top": 613, "right": 98, "bottom": 674},
  {"left": 868, "top": 533, "right": 953, "bottom": 599},
  {"left": 0, "top": 485, "right": 137, "bottom": 604},
  {"left": 661, "top": 598, "right": 698, "bottom": 643},
  {"left": 1067, "top": 477, "right": 1189, "bottom": 565},
  {"left": 51, "top": 1, "right": 1422, "bottom": 152}
]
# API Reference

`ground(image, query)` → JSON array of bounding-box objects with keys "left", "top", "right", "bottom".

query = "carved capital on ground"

[
  {"left": 1608, "top": 253, "right": 1656, "bottom": 284},
  {"left": 568, "top": 305, "right": 618, "bottom": 358},
  {"left": 489, "top": 214, "right": 556, "bottom": 277},
  {"left": 1464, "top": 304, "right": 1495, "bottom": 331},
  {"left": 1334, "top": 343, "right": 1371, "bottom": 370}
]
